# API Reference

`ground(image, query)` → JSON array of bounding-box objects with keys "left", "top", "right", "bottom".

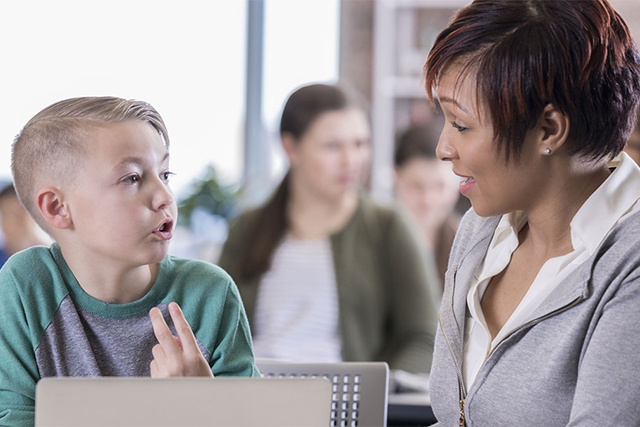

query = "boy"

[{"left": 0, "top": 97, "right": 259, "bottom": 426}]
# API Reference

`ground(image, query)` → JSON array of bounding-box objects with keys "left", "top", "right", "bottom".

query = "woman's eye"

[
  {"left": 325, "top": 142, "right": 341, "bottom": 149},
  {"left": 451, "top": 121, "right": 469, "bottom": 132},
  {"left": 355, "top": 139, "right": 369, "bottom": 149}
]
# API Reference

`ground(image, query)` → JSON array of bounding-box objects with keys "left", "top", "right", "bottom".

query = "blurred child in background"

[
  {"left": 0, "top": 183, "right": 49, "bottom": 267},
  {"left": 394, "top": 124, "right": 460, "bottom": 288}
]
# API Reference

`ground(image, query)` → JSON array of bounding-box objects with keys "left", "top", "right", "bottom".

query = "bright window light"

[
  {"left": 262, "top": 0, "right": 340, "bottom": 185},
  {"left": 0, "top": 0, "right": 247, "bottom": 199}
]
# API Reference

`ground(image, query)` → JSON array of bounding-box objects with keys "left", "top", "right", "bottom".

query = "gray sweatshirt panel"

[{"left": 35, "top": 298, "right": 210, "bottom": 377}]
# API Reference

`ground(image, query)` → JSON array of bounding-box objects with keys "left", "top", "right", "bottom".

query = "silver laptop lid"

[{"left": 35, "top": 377, "right": 331, "bottom": 427}]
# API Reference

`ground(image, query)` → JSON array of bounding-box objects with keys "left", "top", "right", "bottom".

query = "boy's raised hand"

[{"left": 149, "top": 302, "right": 214, "bottom": 378}]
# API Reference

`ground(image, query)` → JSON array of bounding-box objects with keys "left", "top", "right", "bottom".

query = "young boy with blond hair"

[{"left": 0, "top": 97, "right": 259, "bottom": 425}]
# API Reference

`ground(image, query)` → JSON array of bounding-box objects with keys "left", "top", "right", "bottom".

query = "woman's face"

[
  {"left": 435, "top": 63, "right": 546, "bottom": 217},
  {"left": 285, "top": 107, "right": 371, "bottom": 201},
  {"left": 395, "top": 157, "right": 459, "bottom": 229}
]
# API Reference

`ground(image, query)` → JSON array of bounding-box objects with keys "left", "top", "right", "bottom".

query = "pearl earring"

[{"left": 544, "top": 148, "right": 552, "bottom": 155}]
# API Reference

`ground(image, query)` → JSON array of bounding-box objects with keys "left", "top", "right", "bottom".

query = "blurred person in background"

[
  {"left": 0, "top": 183, "right": 48, "bottom": 267},
  {"left": 394, "top": 124, "right": 461, "bottom": 288},
  {"left": 218, "top": 83, "right": 440, "bottom": 374}
]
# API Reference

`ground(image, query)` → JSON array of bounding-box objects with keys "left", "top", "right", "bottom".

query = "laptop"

[{"left": 35, "top": 377, "right": 332, "bottom": 427}]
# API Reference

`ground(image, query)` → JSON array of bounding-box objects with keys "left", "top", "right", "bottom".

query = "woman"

[
  {"left": 394, "top": 124, "right": 461, "bottom": 288},
  {"left": 423, "top": 0, "right": 640, "bottom": 425},
  {"left": 218, "top": 83, "right": 440, "bottom": 374}
]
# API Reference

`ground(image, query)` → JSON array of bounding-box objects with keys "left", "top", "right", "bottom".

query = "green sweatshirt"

[
  {"left": 219, "top": 194, "right": 441, "bottom": 374},
  {"left": 0, "top": 243, "right": 259, "bottom": 427}
]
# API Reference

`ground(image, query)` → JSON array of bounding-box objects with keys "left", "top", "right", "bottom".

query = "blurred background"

[{"left": 1, "top": 0, "right": 638, "bottom": 260}]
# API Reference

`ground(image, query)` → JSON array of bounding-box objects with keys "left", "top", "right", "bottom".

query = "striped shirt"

[{"left": 251, "top": 237, "right": 342, "bottom": 362}]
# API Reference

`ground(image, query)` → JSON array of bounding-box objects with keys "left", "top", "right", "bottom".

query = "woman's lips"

[{"left": 459, "top": 176, "right": 476, "bottom": 196}]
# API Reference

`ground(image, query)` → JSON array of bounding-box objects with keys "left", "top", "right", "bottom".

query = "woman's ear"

[
  {"left": 36, "top": 187, "right": 72, "bottom": 230},
  {"left": 281, "top": 132, "right": 299, "bottom": 165},
  {"left": 538, "top": 104, "right": 570, "bottom": 155}
]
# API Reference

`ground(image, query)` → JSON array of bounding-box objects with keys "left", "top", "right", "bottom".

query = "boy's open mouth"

[{"left": 153, "top": 219, "right": 174, "bottom": 239}]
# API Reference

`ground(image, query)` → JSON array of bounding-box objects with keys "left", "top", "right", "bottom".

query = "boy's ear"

[
  {"left": 538, "top": 104, "right": 570, "bottom": 155},
  {"left": 35, "top": 187, "right": 72, "bottom": 230}
]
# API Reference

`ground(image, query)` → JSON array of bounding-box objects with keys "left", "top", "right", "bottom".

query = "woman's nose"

[
  {"left": 436, "top": 132, "right": 457, "bottom": 162},
  {"left": 343, "top": 143, "right": 367, "bottom": 168}
]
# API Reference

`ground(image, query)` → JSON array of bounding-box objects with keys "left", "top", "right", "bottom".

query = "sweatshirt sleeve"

[
  {"left": 0, "top": 264, "right": 41, "bottom": 426},
  {"left": 209, "top": 278, "right": 261, "bottom": 378},
  {"left": 0, "top": 247, "right": 69, "bottom": 427},
  {"left": 567, "top": 274, "right": 640, "bottom": 426}
]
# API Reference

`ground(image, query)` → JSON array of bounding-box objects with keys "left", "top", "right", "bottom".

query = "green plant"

[{"left": 177, "top": 165, "right": 240, "bottom": 227}]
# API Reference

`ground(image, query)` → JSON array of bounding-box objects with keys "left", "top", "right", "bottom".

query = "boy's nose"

[{"left": 152, "top": 182, "right": 174, "bottom": 211}]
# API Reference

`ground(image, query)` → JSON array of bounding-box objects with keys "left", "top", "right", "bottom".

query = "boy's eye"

[
  {"left": 122, "top": 174, "right": 141, "bottom": 184},
  {"left": 161, "top": 171, "right": 176, "bottom": 182},
  {"left": 451, "top": 121, "right": 469, "bottom": 132}
]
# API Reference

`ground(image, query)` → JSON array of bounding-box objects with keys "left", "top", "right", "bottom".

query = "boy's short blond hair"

[{"left": 11, "top": 96, "right": 169, "bottom": 231}]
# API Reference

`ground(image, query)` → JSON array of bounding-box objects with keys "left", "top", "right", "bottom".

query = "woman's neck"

[
  {"left": 521, "top": 160, "right": 611, "bottom": 258},
  {"left": 287, "top": 186, "right": 358, "bottom": 240}
]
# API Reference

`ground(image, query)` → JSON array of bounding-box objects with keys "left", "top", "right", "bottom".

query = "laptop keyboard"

[{"left": 261, "top": 372, "right": 362, "bottom": 427}]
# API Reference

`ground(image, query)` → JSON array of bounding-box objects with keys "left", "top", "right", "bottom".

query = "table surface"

[{"left": 388, "top": 393, "right": 437, "bottom": 426}]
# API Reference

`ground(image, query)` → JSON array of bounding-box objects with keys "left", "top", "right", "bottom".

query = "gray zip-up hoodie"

[{"left": 429, "top": 208, "right": 640, "bottom": 426}]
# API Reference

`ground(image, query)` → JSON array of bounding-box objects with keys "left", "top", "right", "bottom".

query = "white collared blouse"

[{"left": 463, "top": 153, "right": 640, "bottom": 390}]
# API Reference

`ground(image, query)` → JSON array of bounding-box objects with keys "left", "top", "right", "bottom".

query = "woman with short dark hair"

[{"left": 423, "top": 0, "right": 640, "bottom": 424}]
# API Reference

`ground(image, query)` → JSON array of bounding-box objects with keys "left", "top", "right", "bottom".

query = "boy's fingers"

[
  {"left": 173, "top": 335, "right": 183, "bottom": 350},
  {"left": 151, "top": 343, "right": 167, "bottom": 366},
  {"left": 149, "top": 307, "right": 181, "bottom": 359},
  {"left": 168, "top": 302, "right": 201, "bottom": 355}
]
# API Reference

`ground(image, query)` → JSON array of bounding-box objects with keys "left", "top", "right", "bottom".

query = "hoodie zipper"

[
  {"left": 439, "top": 316, "right": 467, "bottom": 426},
  {"left": 439, "top": 294, "right": 584, "bottom": 427},
  {"left": 497, "top": 295, "right": 584, "bottom": 348}
]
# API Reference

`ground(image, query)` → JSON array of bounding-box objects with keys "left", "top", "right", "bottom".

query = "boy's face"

[{"left": 66, "top": 120, "right": 177, "bottom": 268}]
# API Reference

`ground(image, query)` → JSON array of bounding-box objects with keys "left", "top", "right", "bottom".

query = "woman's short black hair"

[{"left": 424, "top": 0, "right": 640, "bottom": 161}]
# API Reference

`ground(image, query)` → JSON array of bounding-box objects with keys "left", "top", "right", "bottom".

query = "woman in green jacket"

[{"left": 218, "top": 83, "right": 440, "bottom": 374}]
